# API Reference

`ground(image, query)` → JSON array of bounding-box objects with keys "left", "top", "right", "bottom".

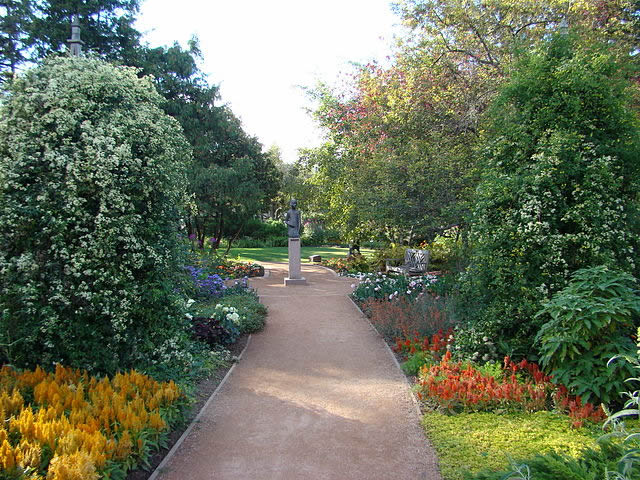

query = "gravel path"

[{"left": 155, "top": 262, "right": 441, "bottom": 479}]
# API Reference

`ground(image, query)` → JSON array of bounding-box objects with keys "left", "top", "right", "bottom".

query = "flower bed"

[
  {"left": 321, "top": 255, "right": 371, "bottom": 275},
  {"left": 190, "top": 304, "right": 243, "bottom": 345},
  {"left": 188, "top": 252, "right": 264, "bottom": 279},
  {"left": 0, "top": 364, "right": 185, "bottom": 480},
  {"left": 351, "top": 272, "right": 439, "bottom": 302},
  {"left": 211, "top": 261, "right": 264, "bottom": 279},
  {"left": 348, "top": 274, "right": 618, "bottom": 479}
]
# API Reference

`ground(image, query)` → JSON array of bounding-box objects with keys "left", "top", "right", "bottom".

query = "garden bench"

[{"left": 385, "top": 248, "right": 430, "bottom": 276}]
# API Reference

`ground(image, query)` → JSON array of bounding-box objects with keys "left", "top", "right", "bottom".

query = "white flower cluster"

[
  {"left": 0, "top": 56, "right": 191, "bottom": 371},
  {"left": 215, "top": 304, "right": 242, "bottom": 326}
]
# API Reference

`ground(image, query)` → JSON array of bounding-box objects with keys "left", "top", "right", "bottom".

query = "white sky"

[{"left": 136, "top": 0, "right": 404, "bottom": 163}]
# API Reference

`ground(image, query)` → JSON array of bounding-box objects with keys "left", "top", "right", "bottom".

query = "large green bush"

[
  {"left": 535, "top": 266, "right": 639, "bottom": 404},
  {"left": 242, "top": 218, "right": 287, "bottom": 240},
  {"left": 457, "top": 34, "right": 640, "bottom": 358},
  {"left": 0, "top": 56, "right": 191, "bottom": 374}
]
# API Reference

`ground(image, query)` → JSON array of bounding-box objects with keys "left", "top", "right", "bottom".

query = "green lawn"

[
  {"left": 422, "top": 411, "right": 601, "bottom": 480},
  {"left": 227, "top": 246, "right": 375, "bottom": 264}
]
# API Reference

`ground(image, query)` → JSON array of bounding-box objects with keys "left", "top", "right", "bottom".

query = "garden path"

[{"left": 154, "top": 263, "right": 441, "bottom": 479}]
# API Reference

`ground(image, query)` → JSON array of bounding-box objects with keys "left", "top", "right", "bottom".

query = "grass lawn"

[
  {"left": 422, "top": 411, "right": 601, "bottom": 480},
  {"left": 227, "top": 246, "right": 375, "bottom": 264}
]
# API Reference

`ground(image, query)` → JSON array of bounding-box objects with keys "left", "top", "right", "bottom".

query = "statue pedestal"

[{"left": 285, "top": 238, "right": 306, "bottom": 285}]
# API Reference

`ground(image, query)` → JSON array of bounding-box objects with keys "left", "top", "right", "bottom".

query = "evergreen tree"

[{"left": 0, "top": 0, "right": 141, "bottom": 83}]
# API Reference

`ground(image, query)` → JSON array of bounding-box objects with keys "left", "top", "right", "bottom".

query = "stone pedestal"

[{"left": 285, "top": 238, "right": 306, "bottom": 285}]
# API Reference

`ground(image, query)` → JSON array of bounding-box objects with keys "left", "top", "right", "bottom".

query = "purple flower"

[
  {"left": 188, "top": 233, "right": 196, "bottom": 240},
  {"left": 209, "top": 237, "right": 217, "bottom": 244},
  {"left": 184, "top": 266, "right": 227, "bottom": 298}
]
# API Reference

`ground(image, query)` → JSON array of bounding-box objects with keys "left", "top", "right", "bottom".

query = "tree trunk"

[{"left": 224, "top": 225, "right": 244, "bottom": 256}]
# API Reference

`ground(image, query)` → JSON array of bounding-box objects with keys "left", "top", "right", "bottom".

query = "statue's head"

[{"left": 290, "top": 199, "right": 297, "bottom": 209}]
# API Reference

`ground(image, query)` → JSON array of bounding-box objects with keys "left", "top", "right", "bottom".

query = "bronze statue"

[{"left": 284, "top": 199, "right": 301, "bottom": 238}]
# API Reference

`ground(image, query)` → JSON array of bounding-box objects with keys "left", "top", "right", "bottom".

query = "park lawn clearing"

[
  {"left": 422, "top": 411, "right": 601, "bottom": 480},
  {"left": 227, "top": 246, "right": 374, "bottom": 264}
]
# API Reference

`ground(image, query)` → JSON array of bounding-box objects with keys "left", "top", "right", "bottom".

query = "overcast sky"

[{"left": 136, "top": 0, "right": 404, "bottom": 163}]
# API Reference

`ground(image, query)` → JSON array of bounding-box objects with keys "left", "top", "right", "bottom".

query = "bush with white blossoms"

[
  {"left": 351, "top": 272, "right": 438, "bottom": 303},
  {"left": 457, "top": 35, "right": 640, "bottom": 359},
  {"left": 0, "top": 56, "right": 191, "bottom": 374},
  {"left": 217, "top": 304, "right": 241, "bottom": 325}
]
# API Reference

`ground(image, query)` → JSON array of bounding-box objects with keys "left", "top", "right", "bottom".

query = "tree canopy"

[{"left": 1, "top": 0, "right": 141, "bottom": 83}]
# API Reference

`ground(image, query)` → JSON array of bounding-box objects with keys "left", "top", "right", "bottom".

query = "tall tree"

[
  {"left": 130, "top": 39, "right": 280, "bottom": 249},
  {"left": 305, "top": 0, "right": 640, "bottom": 246},
  {"left": 395, "top": 0, "right": 639, "bottom": 71},
  {"left": 0, "top": 0, "right": 33, "bottom": 83},
  {"left": 0, "top": 0, "right": 142, "bottom": 83},
  {"left": 29, "top": 0, "right": 141, "bottom": 62},
  {"left": 306, "top": 54, "right": 479, "bottom": 243}
]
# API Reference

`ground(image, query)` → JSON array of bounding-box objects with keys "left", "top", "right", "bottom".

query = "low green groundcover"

[
  {"left": 227, "top": 246, "right": 374, "bottom": 264},
  {"left": 422, "top": 411, "right": 600, "bottom": 480}
]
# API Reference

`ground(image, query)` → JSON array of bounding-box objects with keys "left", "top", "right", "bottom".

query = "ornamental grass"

[{"left": 0, "top": 364, "right": 185, "bottom": 479}]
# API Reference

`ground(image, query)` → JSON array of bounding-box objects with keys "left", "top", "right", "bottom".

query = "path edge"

[
  {"left": 347, "top": 296, "right": 422, "bottom": 418},
  {"left": 348, "top": 295, "right": 445, "bottom": 479},
  {"left": 316, "top": 265, "right": 340, "bottom": 277},
  {"left": 148, "top": 334, "right": 253, "bottom": 480}
]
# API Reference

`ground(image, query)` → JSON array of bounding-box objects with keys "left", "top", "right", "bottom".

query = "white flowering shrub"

[
  {"left": 457, "top": 35, "right": 640, "bottom": 358},
  {"left": 0, "top": 56, "right": 191, "bottom": 373}
]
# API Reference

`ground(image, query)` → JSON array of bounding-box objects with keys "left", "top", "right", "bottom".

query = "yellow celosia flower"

[
  {"left": 113, "top": 430, "right": 132, "bottom": 460},
  {"left": 0, "top": 364, "right": 184, "bottom": 478},
  {"left": 17, "top": 440, "right": 41, "bottom": 469},
  {"left": 47, "top": 451, "right": 98, "bottom": 480},
  {"left": 0, "top": 439, "right": 16, "bottom": 470}
]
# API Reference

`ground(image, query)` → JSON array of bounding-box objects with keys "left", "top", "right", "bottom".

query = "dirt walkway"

[{"left": 155, "top": 263, "right": 441, "bottom": 479}]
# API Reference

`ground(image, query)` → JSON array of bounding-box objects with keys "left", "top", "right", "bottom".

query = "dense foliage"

[
  {"left": 303, "top": 0, "right": 640, "bottom": 245},
  {"left": 457, "top": 34, "right": 640, "bottom": 359},
  {"left": 0, "top": 57, "right": 190, "bottom": 374},
  {"left": 535, "top": 266, "right": 640, "bottom": 404}
]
